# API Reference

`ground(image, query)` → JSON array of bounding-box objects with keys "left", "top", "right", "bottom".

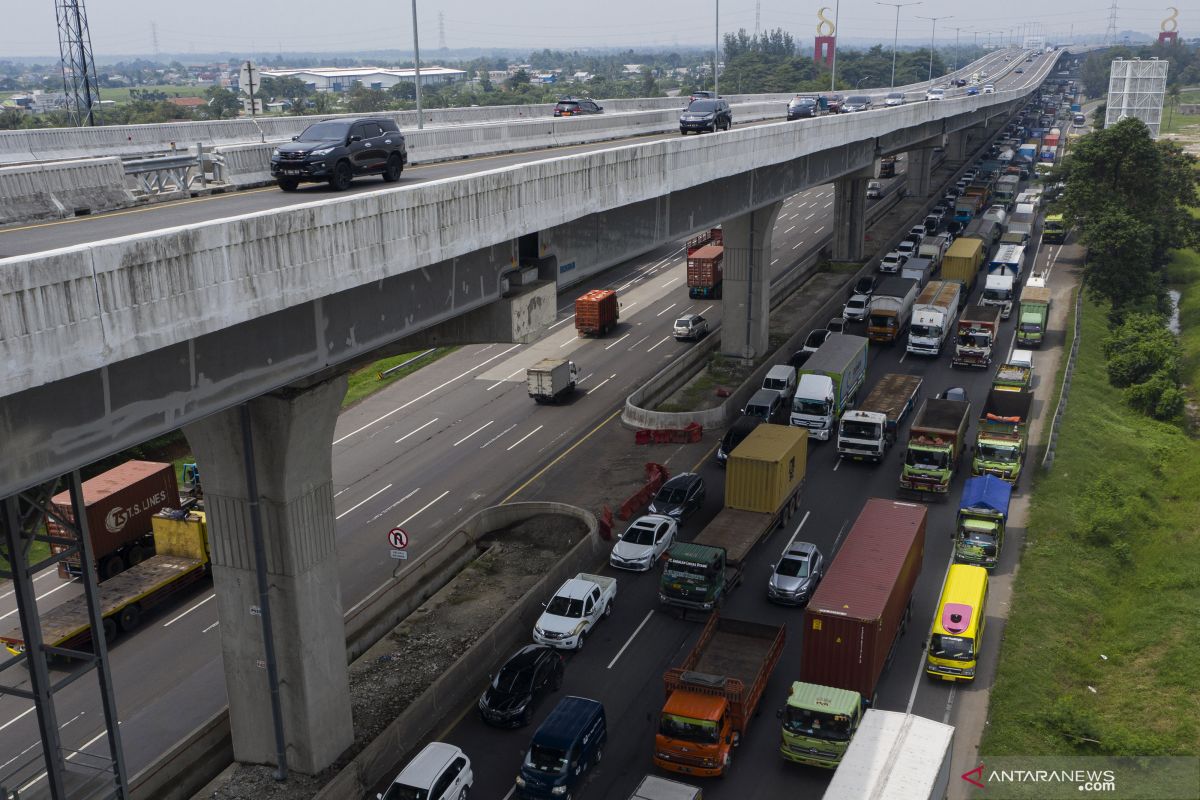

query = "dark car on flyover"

[
  {"left": 477, "top": 645, "right": 565, "bottom": 727},
  {"left": 270, "top": 117, "right": 407, "bottom": 192},
  {"left": 680, "top": 98, "right": 732, "bottom": 134}
]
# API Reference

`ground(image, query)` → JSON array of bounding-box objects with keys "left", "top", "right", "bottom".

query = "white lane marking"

[
  {"left": 628, "top": 336, "right": 649, "bottom": 350},
  {"left": 548, "top": 314, "right": 576, "bottom": 329},
  {"left": 503, "top": 788, "right": 516, "bottom": 800},
  {"left": 395, "top": 418, "right": 439, "bottom": 444},
  {"left": 0, "top": 571, "right": 58, "bottom": 602},
  {"left": 623, "top": 301, "right": 638, "bottom": 311},
  {"left": 20, "top": 727, "right": 114, "bottom": 792},
  {"left": 786, "top": 225, "right": 796, "bottom": 234},
  {"left": 586, "top": 377, "right": 613, "bottom": 394},
  {"left": 334, "top": 488, "right": 349, "bottom": 498},
  {"left": 942, "top": 683, "right": 958, "bottom": 724},
  {"left": 772, "top": 258, "right": 780, "bottom": 265},
  {"left": 662, "top": 278, "right": 681, "bottom": 288},
  {"left": 616, "top": 280, "right": 637, "bottom": 292},
  {"left": 785, "top": 510, "right": 812, "bottom": 544},
  {"left": 453, "top": 420, "right": 494, "bottom": 447},
  {"left": 368, "top": 488, "right": 421, "bottom": 524},
  {"left": 485, "top": 381, "right": 505, "bottom": 391},
  {"left": 646, "top": 335, "right": 672, "bottom": 352},
  {"left": 699, "top": 305, "right": 714, "bottom": 315},
  {"left": 814, "top": 226, "right": 825, "bottom": 234},
  {"left": 577, "top": 373, "right": 594, "bottom": 385},
  {"left": 656, "top": 303, "right": 677, "bottom": 317},
  {"left": 480, "top": 424, "right": 518, "bottom": 449},
  {"left": 203, "top": 621, "right": 220, "bottom": 634},
  {"left": 906, "top": 548, "right": 956, "bottom": 712},
  {"left": 605, "top": 333, "right": 632, "bottom": 350},
  {"left": 790, "top": 212, "right": 800, "bottom": 220},
  {"left": 0, "top": 582, "right": 73, "bottom": 622},
  {"left": 335, "top": 483, "right": 393, "bottom": 521},
  {"left": 163, "top": 593, "right": 216, "bottom": 627},
  {"left": 793, "top": 241, "right": 803, "bottom": 249},
  {"left": 506, "top": 425, "right": 544, "bottom": 451},
  {"left": 399, "top": 490, "right": 450, "bottom": 527},
  {"left": 0, "top": 706, "right": 35, "bottom": 734},
  {"left": 899, "top": 351, "right": 908, "bottom": 363},
  {"left": 824, "top": 201, "right": 833, "bottom": 208},
  {"left": 608, "top": 610, "right": 656, "bottom": 669},
  {"left": 559, "top": 337, "right": 577, "bottom": 348},
  {"left": 333, "top": 344, "right": 521, "bottom": 444},
  {"left": 832, "top": 458, "right": 841, "bottom": 472},
  {"left": 805, "top": 212, "right": 816, "bottom": 220}
]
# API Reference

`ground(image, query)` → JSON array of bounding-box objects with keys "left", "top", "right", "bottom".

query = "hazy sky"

[{"left": 0, "top": 0, "right": 1170, "bottom": 59}]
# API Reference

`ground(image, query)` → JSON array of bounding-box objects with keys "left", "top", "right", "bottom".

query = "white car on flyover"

[{"left": 609, "top": 514, "right": 678, "bottom": 571}]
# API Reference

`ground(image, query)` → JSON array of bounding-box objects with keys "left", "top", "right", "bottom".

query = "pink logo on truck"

[{"left": 941, "top": 603, "right": 973, "bottom": 633}]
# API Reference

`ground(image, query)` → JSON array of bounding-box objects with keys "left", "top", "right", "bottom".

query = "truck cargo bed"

[
  {"left": 692, "top": 627, "right": 779, "bottom": 684},
  {"left": 693, "top": 507, "right": 775, "bottom": 566}
]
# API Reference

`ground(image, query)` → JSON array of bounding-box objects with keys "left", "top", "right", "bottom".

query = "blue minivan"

[{"left": 515, "top": 696, "right": 607, "bottom": 800}]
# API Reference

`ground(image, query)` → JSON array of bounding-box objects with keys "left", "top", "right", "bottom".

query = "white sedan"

[{"left": 609, "top": 514, "right": 678, "bottom": 571}]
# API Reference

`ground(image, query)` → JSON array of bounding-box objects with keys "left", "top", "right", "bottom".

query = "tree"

[
  {"left": 204, "top": 86, "right": 241, "bottom": 119},
  {"left": 640, "top": 67, "right": 658, "bottom": 97},
  {"left": 1079, "top": 209, "right": 1159, "bottom": 316},
  {"left": 345, "top": 84, "right": 389, "bottom": 113},
  {"left": 506, "top": 69, "right": 530, "bottom": 91},
  {"left": 1103, "top": 312, "right": 1184, "bottom": 421}
]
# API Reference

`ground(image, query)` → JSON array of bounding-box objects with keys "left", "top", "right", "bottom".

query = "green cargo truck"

[
  {"left": 899, "top": 398, "right": 971, "bottom": 495},
  {"left": 1016, "top": 281, "right": 1051, "bottom": 347},
  {"left": 972, "top": 389, "right": 1033, "bottom": 483},
  {"left": 660, "top": 425, "right": 806, "bottom": 611},
  {"left": 955, "top": 475, "right": 1012, "bottom": 569}
]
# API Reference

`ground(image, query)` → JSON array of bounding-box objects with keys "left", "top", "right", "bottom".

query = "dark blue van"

[{"left": 515, "top": 696, "right": 607, "bottom": 800}]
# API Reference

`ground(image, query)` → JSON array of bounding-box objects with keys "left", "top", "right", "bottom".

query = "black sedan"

[{"left": 478, "top": 645, "right": 565, "bottom": 727}]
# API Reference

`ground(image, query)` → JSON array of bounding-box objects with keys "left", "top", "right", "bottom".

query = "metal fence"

[{"left": 1041, "top": 285, "right": 1083, "bottom": 470}]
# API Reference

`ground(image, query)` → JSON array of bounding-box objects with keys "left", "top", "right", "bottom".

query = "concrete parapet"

[{"left": 0, "top": 156, "right": 134, "bottom": 226}]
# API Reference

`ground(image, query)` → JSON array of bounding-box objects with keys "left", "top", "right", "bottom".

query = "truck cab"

[
  {"left": 791, "top": 374, "right": 835, "bottom": 438},
  {"left": 982, "top": 274, "right": 1015, "bottom": 319},
  {"left": 779, "top": 682, "right": 862, "bottom": 768},
  {"left": 660, "top": 543, "right": 729, "bottom": 611},
  {"left": 955, "top": 475, "right": 1012, "bottom": 569},
  {"left": 657, "top": 686, "right": 735, "bottom": 777}
]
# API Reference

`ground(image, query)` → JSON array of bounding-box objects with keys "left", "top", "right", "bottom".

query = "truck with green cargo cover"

[
  {"left": 972, "top": 388, "right": 1033, "bottom": 483},
  {"left": 899, "top": 398, "right": 972, "bottom": 495},
  {"left": 1017, "top": 279, "right": 1051, "bottom": 347}
]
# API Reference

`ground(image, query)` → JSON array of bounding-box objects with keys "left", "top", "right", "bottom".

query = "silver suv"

[{"left": 673, "top": 314, "right": 709, "bottom": 340}]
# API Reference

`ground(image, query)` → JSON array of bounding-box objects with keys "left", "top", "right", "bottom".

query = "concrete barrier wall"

[
  {"left": 129, "top": 501, "right": 598, "bottom": 800},
  {"left": 0, "top": 156, "right": 134, "bottom": 225}
]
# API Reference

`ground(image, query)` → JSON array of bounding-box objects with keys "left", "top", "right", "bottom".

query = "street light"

[
  {"left": 856, "top": 75, "right": 872, "bottom": 89},
  {"left": 947, "top": 25, "right": 964, "bottom": 71},
  {"left": 714, "top": 0, "right": 720, "bottom": 96},
  {"left": 916, "top": 14, "right": 951, "bottom": 85},
  {"left": 411, "top": 0, "right": 423, "bottom": 129},
  {"left": 875, "top": 1, "right": 922, "bottom": 90}
]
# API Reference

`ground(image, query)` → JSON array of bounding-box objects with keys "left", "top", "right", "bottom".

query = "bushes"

[{"left": 1103, "top": 312, "right": 1185, "bottom": 421}]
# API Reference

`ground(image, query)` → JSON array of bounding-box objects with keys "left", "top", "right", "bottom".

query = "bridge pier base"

[
  {"left": 907, "top": 147, "right": 934, "bottom": 198},
  {"left": 183, "top": 374, "right": 354, "bottom": 775},
  {"left": 947, "top": 130, "right": 971, "bottom": 162},
  {"left": 721, "top": 201, "right": 783, "bottom": 360},
  {"left": 833, "top": 173, "right": 869, "bottom": 262}
]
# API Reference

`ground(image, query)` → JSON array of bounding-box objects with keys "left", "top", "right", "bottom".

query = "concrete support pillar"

[
  {"left": 721, "top": 201, "right": 783, "bottom": 360},
  {"left": 947, "top": 130, "right": 970, "bottom": 162},
  {"left": 183, "top": 375, "right": 353, "bottom": 774},
  {"left": 833, "top": 174, "right": 869, "bottom": 263},
  {"left": 907, "top": 147, "right": 934, "bottom": 198}
]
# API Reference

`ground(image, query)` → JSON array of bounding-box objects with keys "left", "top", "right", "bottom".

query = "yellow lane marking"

[{"left": 503, "top": 408, "right": 623, "bottom": 503}]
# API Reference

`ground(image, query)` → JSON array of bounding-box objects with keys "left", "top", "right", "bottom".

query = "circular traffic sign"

[{"left": 388, "top": 527, "right": 409, "bottom": 549}]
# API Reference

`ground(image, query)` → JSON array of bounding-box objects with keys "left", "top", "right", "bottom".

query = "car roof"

[
  {"left": 557, "top": 578, "right": 597, "bottom": 599},
  {"left": 396, "top": 742, "right": 463, "bottom": 783},
  {"left": 766, "top": 364, "right": 794, "bottom": 378},
  {"left": 783, "top": 540, "right": 818, "bottom": 559},
  {"left": 676, "top": 313, "right": 701, "bottom": 322},
  {"left": 729, "top": 414, "right": 764, "bottom": 435},
  {"left": 533, "top": 696, "right": 604, "bottom": 749},
  {"left": 662, "top": 472, "right": 700, "bottom": 488},
  {"left": 505, "top": 644, "right": 554, "bottom": 669}
]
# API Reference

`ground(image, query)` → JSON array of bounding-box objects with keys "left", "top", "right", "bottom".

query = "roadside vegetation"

[
  {"left": 342, "top": 348, "right": 456, "bottom": 408},
  {"left": 981, "top": 294, "right": 1200, "bottom": 758}
]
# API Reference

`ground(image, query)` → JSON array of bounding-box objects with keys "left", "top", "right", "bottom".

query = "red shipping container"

[
  {"left": 574, "top": 289, "right": 620, "bottom": 336},
  {"left": 686, "top": 245, "right": 724, "bottom": 288},
  {"left": 49, "top": 460, "right": 181, "bottom": 580},
  {"left": 800, "top": 498, "right": 926, "bottom": 702}
]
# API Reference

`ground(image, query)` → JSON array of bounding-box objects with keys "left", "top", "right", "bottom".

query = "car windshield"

[
  {"left": 1020, "top": 322, "right": 1042, "bottom": 333},
  {"left": 658, "top": 486, "right": 688, "bottom": 504},
  {"left": 380, "top": 783, "right": 427, "bottom": 800},
  {"left": 660, "top": 713, "right": 719, "bottom": 743},
  {"left": 782, "top": 706, "right": 852, "bottom": 741},
  {"left": 888, "top": 93, "right": 902, "bottom": 100},
  {"left": 545, "top": 596, "right": 584, "bottom": 618},
  {"left": 906, "top": 447, "right": 949, "bottom": 470},
  {"left": 526, "top": 744, "right": 569, "bottom": 774},
  {"left": 960, "top": 332, "right": 992, "bottom": 348},
  {"left": 494, "top": 662, "right": 533, "bottom": 693},
  {"left": 793, "top": 397, "right": 829, "bottom": 416},
  {"left": 776, "top": 555, "right": 810, "bottom": 578},
  {"left": 688, "top": 100, "right": 717, "bottom": 112},
  {"left": 978, "top": 443, "right": 1020, "bottom": 463},
  {"left": 664, "top": 560, "right": 709, "bottom": 580},
  {"left": 806, "top": 332, "right": 826, "bottom": 347},
  {"left": 910, "top": 323, "right": 942, "bottom": 338},
  {"left": 929, "top": 633, "right": 974, "bottom": 660},
  {"left": 297, "top": 121, "right": 352, "bottom": 142},
  {"left": 847, "top": 95, "right": 869, "bottom": 104},
  {"left": 847, "top": 299, "right": 866, "bottom": 310},
  {"left": 791, "top": 97, "right": 815, "bottom": 106},
  {"left": 622, "top": 523, "right": 657, "bottom": 546},
  {"left": 841, "top": 419, "right": 881, "bottom": 439}
]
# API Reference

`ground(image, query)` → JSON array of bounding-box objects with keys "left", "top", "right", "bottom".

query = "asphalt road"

[{"left": 0, "top": 50, "right": 1058, "bottom": 793}]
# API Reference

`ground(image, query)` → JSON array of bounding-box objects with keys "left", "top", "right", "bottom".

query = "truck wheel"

[
  {"left": 102, "top": 618, "right": 118, "bottom": 645},
  {"left": 100, "top": 555, "right": 124, "bottom": 581},
  {"left": 328, "top": 160, "right": 353, "bottom": 191},
  {"left": 603, "top": 600, "right": 612, "bottom": 618},
  {"left": 721, "top": 751, "right": 732, "bottom": 774},
  {"left": 127, "top": 546, "right": 147, "bottom": 567},
  {"left": 381, "top": 153, "right": 404, "bottom": 183},
  {"left": 118, "top": 604, "right": 141, "bottom": 633}
]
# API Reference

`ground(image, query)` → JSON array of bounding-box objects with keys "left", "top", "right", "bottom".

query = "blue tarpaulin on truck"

[{"left": 960, "top": 475, "right": 1012, "bottom": 518}]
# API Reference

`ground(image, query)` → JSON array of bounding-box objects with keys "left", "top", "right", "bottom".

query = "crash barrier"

[
  {"left": 1042, "top": 283, "right": 1082, "bottom": 470},
  {"left": 0, "top": 156, "right": 134, "bottom": 226},
  {"left": 617, "top": 462, "right": 670, "bottom": 521},
  {"left": 634, "top": 422, "right": 703, "bottom": 444}
]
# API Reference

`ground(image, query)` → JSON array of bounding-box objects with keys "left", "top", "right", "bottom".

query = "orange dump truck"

[
  {"left": 654, "top": 613, "right": 786, "bottom": 777},
  {"left": 574, "top": 289, "right": 620, "bottom": 336}
]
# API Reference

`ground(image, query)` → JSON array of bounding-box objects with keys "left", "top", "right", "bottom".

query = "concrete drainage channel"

[{"left": 622, "top": 116, "right": 1016, "bottom": 433}]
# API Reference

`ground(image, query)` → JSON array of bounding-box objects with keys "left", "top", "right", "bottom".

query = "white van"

[
  {"left": 762, "top": 365, "right": 798, "bottom": 402},
  {"left": 378, "top": 742, "right": 473, "bottom": 800}
]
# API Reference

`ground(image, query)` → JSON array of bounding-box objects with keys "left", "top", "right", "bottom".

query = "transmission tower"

[
  {"left": 438, "top": 11, "right": 447, "bottom": 51},
  {"left": 56, "top": 0, "right": 101, "bottom": 126},
  {"left": 1105, "top": 0, "right": 1118, "bottom": 45},
  {"left": 151, "top": 20, "right": 160, "bottom": 60},
  {"left": 754, "top": 0, "right": 761, "bottom": 37}
]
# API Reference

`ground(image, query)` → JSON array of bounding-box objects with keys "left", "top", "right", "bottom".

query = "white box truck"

[{"left": 822, "top": 709, "right": 954, "bottom": 800}]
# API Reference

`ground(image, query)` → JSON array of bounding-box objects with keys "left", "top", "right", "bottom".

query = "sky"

[{"left": 0, "top": 0, "right": 1175, "bottom": 59}]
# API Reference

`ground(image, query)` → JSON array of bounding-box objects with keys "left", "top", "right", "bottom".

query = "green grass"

[
  {"left": 342, "top": 348, "right": 457, "bottom": 408},
  {"left": 981, "top": 296, "right": 1200, "bottom": 759},
  {"left": 1168, "top": 244, "right": 1200, "bottom": 391},
  {"left": 0, "top": 539, "right": 52, "bottom": 575},
  {"left": 1159, "top": 110, "right": 1200, "bottom": 135},
  {"left": 98, "top": 84, "right": 210, "bottom": 103}
]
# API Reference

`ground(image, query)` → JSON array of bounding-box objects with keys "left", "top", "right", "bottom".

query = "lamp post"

[
  {"left": 875, "top": 1, "right": 922, "bottom": 89},
  {"left": 829, "top": 0, "right": 841, "bottom": 92},
  {"left": 916, "top": 15, "right": 951, "bottom": 85},
  {"left": 856, "top": 75, "right": 872, "bottom": 89},
  {"left": 411, "top": 0, "right": 423, "bottom": 128},
  {"left": 714, "top": 0, "right": 720, "bottom": 96},
  {"left": 948, "top": 25, "right": 963, "bottom": 71}
]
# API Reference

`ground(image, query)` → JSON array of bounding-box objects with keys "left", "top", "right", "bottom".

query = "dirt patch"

[{"left": 205, "top": 513, "right": 587, "bottom": 800}]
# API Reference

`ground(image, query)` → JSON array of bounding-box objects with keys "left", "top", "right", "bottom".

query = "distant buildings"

[{"left": 260, "top": 66, "right": 467, "bottom": 92}]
